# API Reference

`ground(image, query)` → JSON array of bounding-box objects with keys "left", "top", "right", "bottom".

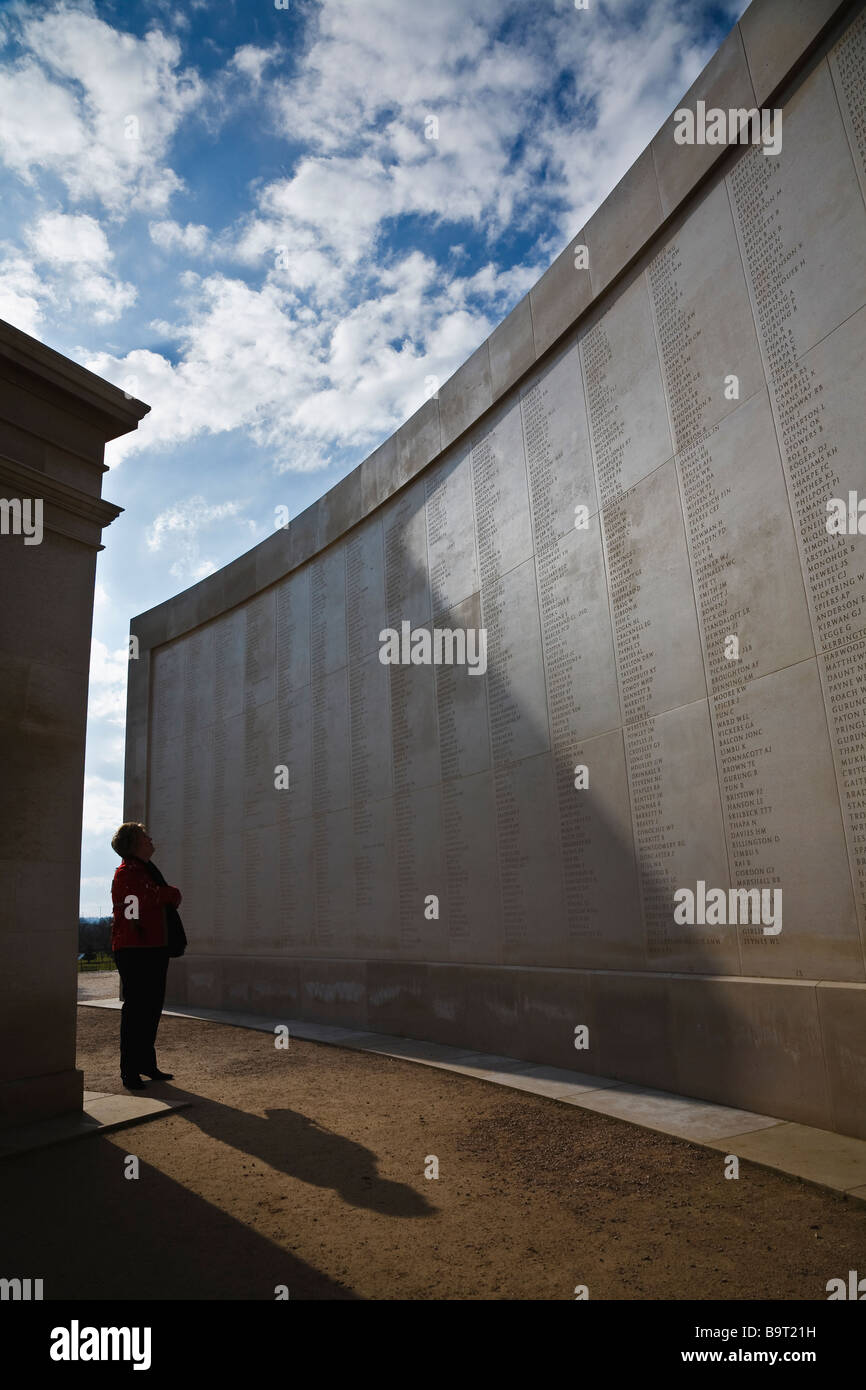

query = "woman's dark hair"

[{"left": 111, "top": 822, "right": 146, "bottom": 859}]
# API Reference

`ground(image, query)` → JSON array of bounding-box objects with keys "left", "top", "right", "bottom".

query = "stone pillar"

[{"left": 0, "top": 318, "right": 149, "bottom": 1128}]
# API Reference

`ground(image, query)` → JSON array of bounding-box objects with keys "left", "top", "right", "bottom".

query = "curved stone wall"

[{"left": 126, "top": 0, "right": 866, "bottom": 1137}]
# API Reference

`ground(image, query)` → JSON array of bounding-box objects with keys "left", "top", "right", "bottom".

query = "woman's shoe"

[
  {"left": 121, "top": 1074, "right": 147, "bottom": 1090},
  {"left": 142, "top": 1069, "right": 173, "bottom": 1081}
]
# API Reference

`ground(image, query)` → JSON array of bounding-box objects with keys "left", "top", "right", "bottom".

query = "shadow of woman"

[{"left": 161, "top": 1084, "right": 435, "bottom": 1218}]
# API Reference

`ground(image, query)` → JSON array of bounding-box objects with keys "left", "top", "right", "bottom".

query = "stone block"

[
  {"left": 581, "top": 271, "right": 672, "bottom": 504},
  {"left": 317, "top": 465, "right": 362, "bottom": 550},
  {"left": 585, "top": 146, "right": 663, "bottom": 298},
  {"left": 739, "top": 0, "right": 846, "bottom": 105},
  {"left": 651, "top": 26, "right": 756, "bottom": 217},
  {"left": 817, "top": 982, "right": 866, "bottom": 1140},
  {"left": 395, "top": 395, "right": 441, "bottom": 485},
  {"left": 439, "top": 340, "right": 492, "bottom": 450},
  {"left": 289, "top": 501, "right": 319, "bottom": 572},
  {"left": 670, "top": 975, "right": 832, "bottom": 1129},
  {"left": 255, "top": 527, "right": 293, "bottom": 591},
  {"left": 489, "top": 294, "right": 535, "bottom": 401},
  {"left": 360, "top": 432, "right": 399, "bottom": 514},
  {"left": 529, "top": 232, "right": 591, "bottom": 359}
]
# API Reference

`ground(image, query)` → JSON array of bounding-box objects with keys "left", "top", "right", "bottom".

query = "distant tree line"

[{"left": 78, "top": 917, "right": 112, "bottom": 956}]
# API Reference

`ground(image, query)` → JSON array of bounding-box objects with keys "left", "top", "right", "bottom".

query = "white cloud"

[
  {"left": 0, "top": 3, "right": 204, "bottom": 215},
  {"left": 0, "top": 247, "right": 45, "bottom": 336},
  {"left": 88, "top": 637, "right": 129, "bottom": 724},
  {"left": 149, "top": 219, "right": 211, "bottom": 256},
  {"left": 89, "top": 637, "right": 128, "bottom": 685},
  {"left": 14, "top": 0, "right": 748, "bottom": 486},
  {"left": 79, "top": 874, "right": 115, "bottom": 917},
  {"left": 230, "top": 44, "right": 278, "bottom": 87},
  {"left": 270, "top": 0, "right": 493, "bottom": 155},
  {"left": 82, "top": 774, "right": 125, "bottom": 837},
  {"left": 80, "top": 263, "right": 459, "bottom": 469},
  {"left": 28, "top": 210, "right": 110, "bottom": 265},
  {"left": 146, "top": 494, "right": 257, "bottom": 579},
  {"left": 236, "top": 0, "right": 741, "bottom": 282},
  {"left": 84, "top": 239, "right": 542, "bottom": 473},
  {"left": 84, "top": 274, "right": 323, "bottom": 465},
  {"left": 230, "top": 9, "right": 546, "bottom": 289},
  {"left": 193, "top": 0, "right": 738, "bottom": 472},
  {"left": 23, "top": 211, "right": 137, "bottom": 323}
]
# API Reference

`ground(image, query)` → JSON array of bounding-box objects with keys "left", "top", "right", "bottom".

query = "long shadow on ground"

[
  {"left": 0, "top": 1133, "right": 359, "bottom": 1301},
  {"left": 158, "top": 1083, "right": 434, "bottom": 1219}
]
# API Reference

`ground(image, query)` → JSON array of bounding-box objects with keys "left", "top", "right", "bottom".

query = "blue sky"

[{"left": 0, "top": 0, "right": 747, "bottom": 913}]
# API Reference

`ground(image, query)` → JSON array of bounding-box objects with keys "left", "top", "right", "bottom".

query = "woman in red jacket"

[{"left": 110, "top": 822, "right": 182, "bottom": 1090}]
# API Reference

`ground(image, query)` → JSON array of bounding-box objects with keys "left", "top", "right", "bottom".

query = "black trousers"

[{"left": 113, "top": 947, "right": 170, "bottom": 1078}]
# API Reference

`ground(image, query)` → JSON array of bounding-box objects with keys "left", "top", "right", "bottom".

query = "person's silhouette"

[{"left": 110, "top": 822, "right": 181, "bottom": 1089}]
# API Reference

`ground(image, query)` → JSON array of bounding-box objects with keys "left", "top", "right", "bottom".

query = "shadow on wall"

[{"left": 345, "top": 456, "right": 742, "bottom": 1100}]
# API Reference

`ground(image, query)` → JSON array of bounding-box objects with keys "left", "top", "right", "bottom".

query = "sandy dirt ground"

[
  {"left": 1, "top": 996, "right": 863, "bottom": 1301},
  {"left": 75, "top": 970, "right": 121, "bottom": 1001}
]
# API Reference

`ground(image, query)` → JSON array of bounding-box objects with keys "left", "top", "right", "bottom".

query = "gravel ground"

[
  {"left": 77, "top": 969, "right": 120, "bottom": 1001},
  {"left": 1, "top": 1004, "right": 863, "bottom": 1301}
]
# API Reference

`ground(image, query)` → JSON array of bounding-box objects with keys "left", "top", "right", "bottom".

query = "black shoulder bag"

[{"left": 135, "top": 857, "right": 188, "bottom": 958}]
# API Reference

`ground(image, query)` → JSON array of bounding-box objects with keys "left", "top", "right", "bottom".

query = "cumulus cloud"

[
  {"left": 87, "top": 0, "right": 740, "bottom": 475},
  {"left": 149, "top": 219, "right": 211, "bottom": 256},
  {"left": 243, "top": 0, "right": 717, "bottom": 276},
  {"left": 79, "top": 873, "right": 115, "bottom": 916},
  {"left": 229, "top": 3, "right": 548, "bottom": 287},
  {"left": 85, "top": 244, "right": 540, "bottom": 472},
  {"left": 87, "top": 637, "right": 129, "bottom": 724},
  {"left": 82, "top": 775, "right": 125, "bottom": 837},
  {"left": 24, "top": 211, "right": 137, "bottom": 323},
  {"left": 146, "top": 494, "right": 258, "bottom": 580},
  {"left": 2, "top": 0, "right": 750, "bottom": 481},
  {"left": 229, "top": 43, "right": 279, "bottom": 87},
  {"left": 28, "top": 210, "right": 109, "bottom": 265},
  {"left": 0, "top": 1, "right": 204, "bottom": 214},
  {"left": 0, "top": 247, "right": 45, "bottom": 336}
]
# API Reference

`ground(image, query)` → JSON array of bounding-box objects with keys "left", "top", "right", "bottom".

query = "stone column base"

[{"left": 0, "top": 1068, "right": 84, "bottom": 1129}]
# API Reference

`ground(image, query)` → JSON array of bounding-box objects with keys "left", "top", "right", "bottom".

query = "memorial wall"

[{"left": 126, "top": 0, "right": 866, "bottom": 1139}]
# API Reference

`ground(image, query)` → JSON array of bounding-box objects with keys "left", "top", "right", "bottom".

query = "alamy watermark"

[
  {"left": 0, "top": 497, "right": 43, "bottom": 544},
  {"left": 826, "top": 492, "right": 866, "bottom": 534},
  {"left": 674, "top": 881, "right": 782, "bottom": 935},
  {"left": 1, "top": 1276, "right": 43, "bottom": 1300},
  {"left": 379, "top": 621, "right": 487, "bottom": 674},
  {"left": 49, "top": 1322, "right": 151, "bottom": 1370},
  {"left": 827, "top": 1270, "right": 866, "bottom": 1299},
  {"left": 673, "top": 102, "right": 782, "bottom": 156}
]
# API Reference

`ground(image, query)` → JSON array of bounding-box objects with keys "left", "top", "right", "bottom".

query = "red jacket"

[{"left": 111, "top": 858, "right": 182, "bottom": 949}]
